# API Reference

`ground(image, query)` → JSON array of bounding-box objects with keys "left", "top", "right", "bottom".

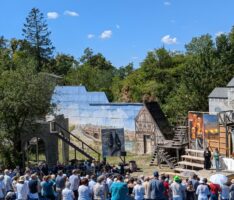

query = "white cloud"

[
  {"left": 64, "top": 10, "right": 79, "bottom": 17},
  {"left": 47, "top": 12, "right": 59, "bottom": 19},
  {"left": 100, "top": 30, "right": 112, "bottom": 39},
  {"left": 216, "top": 31, "right": 224, "bottom": 37},
  {"left": 164, "top": 1, "right": 171, "bottom": 6},
  {"left": 116, "top": 24, "right": 120, "bottom": 29},
  {"left": 87, "top": 34, "right": 95, "bottom": 39},
  {"left": 161, "top": 35, "right": 177, "bottom": 45}
]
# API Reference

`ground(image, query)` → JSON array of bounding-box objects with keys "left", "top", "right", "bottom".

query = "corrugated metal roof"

[
  {"left": 208, "top": 87, "right": 228, "bottom": 99},
  {"left": 227, "top": 77, "right": 234, "bottom": 87}
]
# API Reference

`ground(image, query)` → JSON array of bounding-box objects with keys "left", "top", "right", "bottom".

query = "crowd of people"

[{"left": 0, "top": 161, "right": 234, "bottom": 200}]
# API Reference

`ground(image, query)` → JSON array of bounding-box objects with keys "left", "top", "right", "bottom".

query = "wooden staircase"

[
  {"left": 150, "top": 148, "right": 178, "bottom": 169},
  {"left": 172, "top": 126, "right": 188, "bottom": 146},
  {"left": 51, "top": 121, "right": 101, "bottom": 161},
  {"left": 150, "top": 125, "right": 189, "bottom": 168},
  {"left": 174, "top": 149, "right": 204, "bottom": 173}
]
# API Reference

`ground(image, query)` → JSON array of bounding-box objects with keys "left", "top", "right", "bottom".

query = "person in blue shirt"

[
  {"left": 110, "top": 175, "right": 128, "bottom": 200},
  {"left": 149, "top": 171, "right": 166, "bottom": 200},
  {"left": 41, "top": 175, "right": 56, "bottom": 200}
]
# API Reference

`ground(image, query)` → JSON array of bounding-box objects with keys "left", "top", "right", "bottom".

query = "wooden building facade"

[{"left": 135, "top": 102, "right": 173, "bottom": 154}]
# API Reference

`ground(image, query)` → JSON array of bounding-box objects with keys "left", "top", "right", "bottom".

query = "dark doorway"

[
  {"left": 143, "top": 135, "right": 150, "bottom": 154},
  {"left": 25, "top": 137, "right": 46, "bottom": 166}
]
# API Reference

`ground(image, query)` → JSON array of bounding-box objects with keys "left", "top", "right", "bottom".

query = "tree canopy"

[{"left": 22, "top": 8, "right": 54, "bottom": 72}]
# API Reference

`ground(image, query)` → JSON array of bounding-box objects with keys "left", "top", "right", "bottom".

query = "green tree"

[
  {"left": 0, "top": 36, "right": 13, "bottom": 72},
  {"left": 0, "top": 64, "right": 56, "bottom": 166},
  {"left": 22, "top": 8, "right": 54, "bottom": 72},
  {"left": 80, "top": 48, "right": 114, "bottom": 71},
  {"left": 49, "top": 54, "right": 78, "bottom": 76},
  {"left": 65, "top": 48, "right": 116, "bottom": 100}
]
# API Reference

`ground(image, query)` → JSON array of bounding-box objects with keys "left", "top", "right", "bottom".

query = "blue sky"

[{"left": 1, "top": 0, "right": 234, "bottom": 67}]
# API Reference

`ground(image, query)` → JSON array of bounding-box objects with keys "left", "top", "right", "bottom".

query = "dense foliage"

[{"left": 1, "top": 8, "right": 234, "bottom": 165}]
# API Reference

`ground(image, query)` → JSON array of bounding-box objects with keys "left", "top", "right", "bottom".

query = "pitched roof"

[
  {"left": 145, "top": 102, "right": 173, "bottom": 139},
  {"left": 208, "top": 87, "right": 228, "bottom": 99},
  {"left": 227, "top": 77, "right": 234, "bottom": 87}
]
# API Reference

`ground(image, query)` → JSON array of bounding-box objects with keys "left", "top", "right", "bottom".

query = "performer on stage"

[
  {"left": 204, "top": 147, "right": 211, "bottom": 170},
  {"left": 213, "top": 148, "right": 220, "bottom": 172}
]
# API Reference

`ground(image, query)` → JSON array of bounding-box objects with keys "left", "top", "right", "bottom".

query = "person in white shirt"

[
  {"left": 15, "top": 176, "right": 28, "bottom": 200},
  {"left": 78, "top": 178, "right": 91, "bottom": 200},
  {"left": 68, "top": 169, "right": 80, "bottom": 200},
  {"left": 3, "top": 170, "right": 12, "bottom": 193},
  {"left": 133, "top": 179, "right": 145, "bottom": 200},
  {"left": 62, "top": 182, "right": 74, "bottom": 200},
  {"left": 88, "top": 175, "right": 96, "bottom": 195},
  {"left": 196, "top": 178, "right": 210, "bottom": 200},
  {"left": 0, "top": 175, "right": 6, "bottom": 200},
  {"left": 93, "top": 176, "right": 105, "bottom": 200},
  {"left": 106, "top": 175, "right": 113, "bottom": 191},
  {"left": 143, "top": 177, "right": 150, "bottom": 200}
]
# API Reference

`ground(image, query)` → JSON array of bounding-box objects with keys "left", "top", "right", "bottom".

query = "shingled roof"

[
  {"left": 208, "top": 87, "right": 228, "bottom": 99},
  {"left": 145, "top": 102, "right": 173, "bottom": 139}
]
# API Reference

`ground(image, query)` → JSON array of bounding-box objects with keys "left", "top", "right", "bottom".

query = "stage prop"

[
  {"left": 188, "top": 111, "right": 234, "bottom": 157},
  {"left": 101, "top": 128, "right": 125, "bottom": 157},
  {"left": 188, "top": 112, "right": 206, "bottom": 150},
  {"left": 188, "top": 112, "right": 220, "bottom": 151}
]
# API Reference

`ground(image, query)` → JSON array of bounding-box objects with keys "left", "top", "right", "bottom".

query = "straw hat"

[{"left": 18, "top": 176, "right": 25, "bottom": 182}]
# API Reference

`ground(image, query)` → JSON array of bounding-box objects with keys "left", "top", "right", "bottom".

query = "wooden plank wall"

[{"left": 207, "top": 126, "right": 227, "bottom": 156}]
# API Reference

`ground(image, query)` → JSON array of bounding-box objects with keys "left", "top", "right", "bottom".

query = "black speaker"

[{"left": 121, "top": 151, "right": 127, "bottom": 156}]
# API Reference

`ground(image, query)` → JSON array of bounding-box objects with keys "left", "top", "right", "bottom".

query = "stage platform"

[{"left": 177, "top": 169, "right": 234, "bottom": 181}]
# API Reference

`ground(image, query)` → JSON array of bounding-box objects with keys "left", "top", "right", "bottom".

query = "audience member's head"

[
  {"left": 97, "top": 176, "right": 105, "bottom": 183},
  {"left": 153, "top": 171, "right": 159, "bottom": 178},
  {"left": 90, "top": 175, "right": 96, "bottom": 180},
  {"left": 144, "top": 177, "right": 150, "bottom": 182},
  {"left": 80, "top": 178, "right": 89, "bottom": 186},
  {"left": 116, "top": 175, "right": 123, "bottom": 182},
  {"left": 161, "top": 175, "right": 166, "bottom": 181},
  {"left": 4, "top": 169, "right": 9, "bottom": 175},
  {"left": 18, "top": 176, "right": 25, "bottom": 183},
  {"left": 65, "top": 181, "right": 71, "bottom": 189},
  {"left": 174, "top": 176, "right": 181, "bottom": 183},
  {"left": 58, "top": 170, "right": 63, "bottom": 176}
]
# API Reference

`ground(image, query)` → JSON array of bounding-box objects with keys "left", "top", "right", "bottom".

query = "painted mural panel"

[
  {"left": 52, "top": 86, "right": 143, "bottom": 131},
  {"left": 188, "top": 112, "right": 204, "bottom": 146},
  {"left": 203, "top": 114, "right": 219, "bottom": 138},
  {"left": 101, "top": 128, "right": 125, "bottom": 157},
  {"left": 188, "top": 112, "right": 221, "bottom": 151}
]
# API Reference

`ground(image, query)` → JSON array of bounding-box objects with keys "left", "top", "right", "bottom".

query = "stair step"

[
  {"left": 178, "top": 161, "right": 203, "bottom": 168},
  {"left": 174, "top": 167, "right": 197, "bottom": 174}
]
